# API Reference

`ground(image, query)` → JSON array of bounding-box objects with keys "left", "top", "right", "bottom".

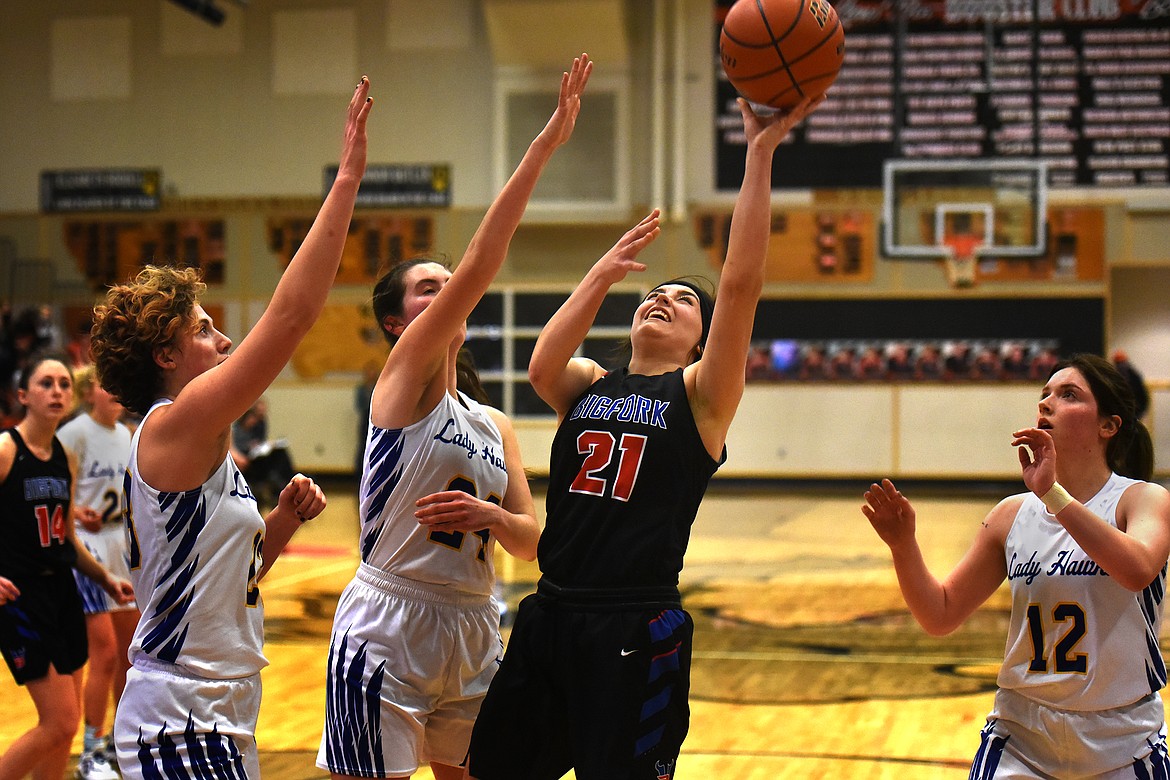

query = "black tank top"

[
  {"left": 539, "top": 368, "right": 722, "bottom": 595},
  {"left": 0, "top": 428, "right": 75, "bottom": 577}
]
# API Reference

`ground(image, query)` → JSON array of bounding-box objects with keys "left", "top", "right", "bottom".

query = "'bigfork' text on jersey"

[
  {"left": 999, "top": 472, "right": 1167, "bottom": 710},
  {"left": 358, "top": 390, "right": 508, "bottom": 596},
  {"left": 0, "top": 428, "right": 74, "bottom": 577},
  {"left": 125, "top": 400, "right": 268, "bottom": 678},
  {"left": 540, "top": 368, "right": 722, "bottom": 592}
]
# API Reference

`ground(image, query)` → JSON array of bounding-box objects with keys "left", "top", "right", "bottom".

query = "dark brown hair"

[
  {"left": 370, "top": 257, "right": 493, "bottom": 407},
  {"left": 1054, "top": 353, "right": 1154, "bottom": 481},
  {"left": 19, "top": 352, "right": 73, "bottom": 392},
  {"left": 371, "top": 257, "right": 449, "bottom": 345}
]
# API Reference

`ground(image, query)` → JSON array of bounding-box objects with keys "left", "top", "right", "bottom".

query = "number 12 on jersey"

[
  {"left": 570, "top": 431, "right": 647, "bottom": 503},
  {"left": 1026, "top": 602, "right": 1088, "bottom": 674}
]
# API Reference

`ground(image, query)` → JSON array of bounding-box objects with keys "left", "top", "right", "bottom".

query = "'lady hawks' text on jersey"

[
  {"left": 999, "top": 472, "right": 1166, "bottom": 711},
  {"left": 540, "top": 368, "right": 722, "bottom": 590},
  {"left": 357, "top": 390, "right": 508, "bottom": 596}
]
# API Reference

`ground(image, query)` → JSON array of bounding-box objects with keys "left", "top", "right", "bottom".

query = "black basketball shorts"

[{"left": 469, "top": 592, "right": 693, "bottom": 780}]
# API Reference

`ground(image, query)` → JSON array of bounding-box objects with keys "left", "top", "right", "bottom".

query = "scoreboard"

[{"left": 714, "top": 0, "right": 1170, "bottom": 190}]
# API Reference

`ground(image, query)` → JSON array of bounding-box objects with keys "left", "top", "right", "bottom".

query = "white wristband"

[{"left": 1040, "top": 482, "right": 1074, "bottom": 515}]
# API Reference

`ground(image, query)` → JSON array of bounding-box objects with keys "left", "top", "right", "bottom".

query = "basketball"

[{"left": 720, "top": 0, "right": 845, "bottom": 109}]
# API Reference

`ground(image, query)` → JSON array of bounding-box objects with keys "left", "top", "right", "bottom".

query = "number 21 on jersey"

[{"left": 570, "top": 431, "right": 647, "bottom": 502}]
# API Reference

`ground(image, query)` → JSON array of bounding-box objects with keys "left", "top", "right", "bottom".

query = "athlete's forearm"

[{"left": 491, "top": 509, "right": 540, "bottom": 562}]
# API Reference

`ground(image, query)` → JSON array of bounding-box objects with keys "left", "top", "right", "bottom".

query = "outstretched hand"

[
  {"left": 862, "top": 478, "right": 917, "bottom": 550},
  {"left": 591, "top": 210, "right": 661, "bottom": 285},
  {"left": 537, "top": 53, "right": 594, "bottom": 150},
  {"left": 739, "top": 94, "right": 825, "bottom": 153},
  {"left": 1012, "top": 427, "right": 1057, "bottom": 497},
  {"left": 338, "top": 75, "right": 374, "bottom": 181}
]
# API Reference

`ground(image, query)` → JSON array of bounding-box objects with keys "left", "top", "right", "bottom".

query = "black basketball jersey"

[
  {"left": 0, "top": 428, "right": 75, "bottom": 578},
  {"left": 539, "top": 368, "right": 722, "bottom": 592}
]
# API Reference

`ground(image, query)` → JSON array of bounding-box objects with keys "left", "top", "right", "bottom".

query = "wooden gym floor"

[{"left": 7, "top": 478, "right": 1158, "bottom": 779}]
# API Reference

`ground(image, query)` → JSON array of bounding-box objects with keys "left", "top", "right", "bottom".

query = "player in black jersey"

[
  {"left": 0, "top": 354, "right": 133, "bottom": 780},
  {"left": 468, "top": 96, "right": 824, "bottom": 780}
]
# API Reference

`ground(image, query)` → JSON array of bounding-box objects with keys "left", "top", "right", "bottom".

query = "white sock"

[{"left": 83, "top": 723, "right": 104, "bottom": 754}]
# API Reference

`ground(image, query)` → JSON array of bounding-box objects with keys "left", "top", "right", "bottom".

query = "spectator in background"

[
  {"left": 799, "top": 344, "right": 830, "bottom": 381},
  {"left": 9, "top": 309, "right": 43, "bottom": 383},
  {"left": 0, "top": 304, "right": 15, "bottom": 425},
  {"left": 944, "top": 341, "right": 973, "bottom": 380},
  {"left": 1029, "top": 345, "right": 1060, "bottom": 381},
  {"left": 35, "top": 305, "right": 63, "bottom": 352},
  {"left": 856, "top": 344, "right": 886, "bottom": 380},
  {"left": 915, "top": 343, "right": 945, "bottom": 381},
  {"left": 971, "top": 344, "right": 1002, "bottom": 381},
  {"left": 1113, "top": 349, "right": 1150, "bottom": 420},
  {"left": 1001, "top": 342, "right": 1030, "bottom": 380},
  {"left": 745, "top": 344, "right": 776, "bottom": 381},
  {"left": 886, "top": 343, "right": 915, "bottom": 381},
  {"left": 66, "top": 319, "right": 94, "bottom": 369},
  {"left": 231, "top": 398, "right": 295, "bottom": 512},
  {"left": 828, "top": 343, "right": 858, "bottom": 380}
]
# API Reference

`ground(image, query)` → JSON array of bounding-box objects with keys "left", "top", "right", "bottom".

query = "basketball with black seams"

[{"left": 720, "top": 0, "right": 845, "bottom": 110}]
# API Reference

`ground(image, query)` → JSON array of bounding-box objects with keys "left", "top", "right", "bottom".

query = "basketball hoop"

[{"left": 943, "top": 235, "right": 981, "bottom": 289}]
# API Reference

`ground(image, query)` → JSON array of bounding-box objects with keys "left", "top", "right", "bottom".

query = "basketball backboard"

[{"left": 882, "top": 159, "right": 1048, "bottom": 261}]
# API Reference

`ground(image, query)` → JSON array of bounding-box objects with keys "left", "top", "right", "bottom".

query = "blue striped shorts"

[{"left": 970, "top": 688, "right": 1168, "bottom": 779}]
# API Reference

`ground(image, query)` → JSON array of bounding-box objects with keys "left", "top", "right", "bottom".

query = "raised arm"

[
  {"left": 170, "top": 78, "right": 372, "bottom": 435},
  {"left": 688, "top": 97, "right": 823, "bottom": 449},
  {"left": 528, "top": 210, "right": 661, "bottom": 418},
  {"left": 384, "top": 55, "right": 593, "bottom": 413},
  {"left": 863, "top": 479, "right": 1012, "bottom": 636},
  {"left": 1014, "top": 426, "right": 1170, "bottom": 591}
]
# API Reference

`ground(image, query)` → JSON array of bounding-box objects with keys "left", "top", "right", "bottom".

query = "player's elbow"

[
  {"left": 717, "top": 267, "right": 764, "bottom": 302},
  {"left": 527, "top": 362, "right": 550, "bottom": 392},
  {"left": 1114, "top": 566, "right": 1163, "bottom": 593},
  {"left": 913, "top": 611, "right": 963, "bottom": 637},
  {"left": 921, "top": 621, "right": 959, "bottom": 638}
]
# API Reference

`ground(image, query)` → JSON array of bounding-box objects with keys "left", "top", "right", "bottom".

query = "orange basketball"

[{"left": 720, "top": 0, "right": 845, "bottom": 109}]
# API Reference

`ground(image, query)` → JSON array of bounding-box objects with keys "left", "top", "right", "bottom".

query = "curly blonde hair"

[{"left": 90, "top": 265, "right": 206, "bottom": 416}]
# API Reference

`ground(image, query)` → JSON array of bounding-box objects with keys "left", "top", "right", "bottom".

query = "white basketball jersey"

[
  {"left": 125, "top": 400, "right": 268, "bottom": 678},
  {"left": 358, "top": 391, "right": 507, "bottom": 596},
  {"left": 58, "top": 413, "right": 131, "bottom": 527},
  {"left": 998, "top": 473, "right": 1167, "bottom": 710}
]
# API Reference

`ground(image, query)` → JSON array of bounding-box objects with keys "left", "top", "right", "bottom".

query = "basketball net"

[{"left": 942, "top": 235, "right": 981, "bottom": 289}]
